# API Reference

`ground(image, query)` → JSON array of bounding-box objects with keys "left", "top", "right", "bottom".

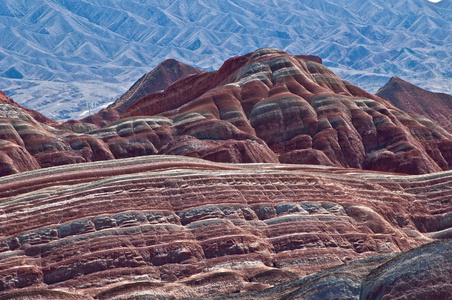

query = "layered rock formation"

[
  {"left": 0, "top": 103, "right": 113, "bottom": 177},
  {"left": 1, "top": 49, "right": 452, "bottom": 178},
  {"left": 0, "top": 156, "right": 451, "bottom": 299},
  {"left": 1, "top": 48, "right": 452, "bottom": 299},
  {"left": 0, "top": 89, "right": 56, "bottom": 126},
  {"left": 79, "top": 59, "right": 204, "bottom": 128},
  {"left": 376, "top": 76, "right": 452, "bottom": 133},
  {"left": 123, "top": 48, "right": 452, "bottom": 175},
  {"left": 221, "top": 239, "right": 452, "bottom": 300}
]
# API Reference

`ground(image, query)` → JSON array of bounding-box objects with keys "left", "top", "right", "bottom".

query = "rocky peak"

[
  {"left": 77, "top": 59, "right": 204, "bottom": 128},
  {"left": 376, "top": 76, "right": 452, "bottom": 133},
  {"left": 108, "top": 59, "right": 204, "bottom": 114}
]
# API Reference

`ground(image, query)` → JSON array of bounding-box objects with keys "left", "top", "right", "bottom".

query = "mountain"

[
  {"left": 108, "top": 59, "right": 204, "bottom": 115},
  {"left": 376, "top": 76, "right": 452, "bottom": 134},
  {"left": 122, "top": 48, "right": 452, "bottom": 175},
  {"left": 1, "top": 48, "right": 452, "bottom": 298},
  {"left": 1, "top": 48, "right": 452, "bottom": 177},
  {"left": 74, "top": 58, "right": 204, "bottom": 128},
  {"left": 0, "top": 0, "right": 450, "bottom": 120}
]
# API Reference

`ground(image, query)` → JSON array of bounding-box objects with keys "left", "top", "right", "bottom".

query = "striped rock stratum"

[
  {"left": 1, "top": 48, "right": 452, "bottom": 177},
  {"left": 0, "top": 156, "right": 451, "bottom": 299},
  {"left": 1, "top": 48, "right": 452, "bottom": 299}
]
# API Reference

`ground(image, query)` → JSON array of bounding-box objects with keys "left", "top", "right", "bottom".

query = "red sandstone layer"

[{"left": 0, "top": 156, "right": 451, "bottom": 298}]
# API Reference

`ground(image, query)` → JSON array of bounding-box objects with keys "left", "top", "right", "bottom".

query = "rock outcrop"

[
  {"left": 78, "top": 59, "right": 203, "bottom": 128},
  {"left": 376, "top": 76, "right": 452, "bottom": 134},
  {"left": 0, "top": 104, "right": 112, "bottom": 176},
  {"left": 360, "top": 239, "right": 452, "bottom": 300},
  {"left": 123, "top": 48, "right": 452, "bottom": 175},
  {"left": 219, "top": 239, "right": 452, "bottom": 299},
  {"left": 1, "top": 49, "right": 452, "bottom": 177},
  {"left": 0, "top": 156, "right": 451, "bottom": 299}
]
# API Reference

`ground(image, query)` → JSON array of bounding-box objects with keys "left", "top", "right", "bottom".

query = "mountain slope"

[
  {"left": 0, "top": 89, "right": 56, "bottom": 125},
  {"left": 376, "top": 76, "right": 452, "bottom": 134},
  {"left": 108, "top": 59, "right": 204, "bottom": 114},
  {"left": 0, "top": 0, "right": 450, "bottom": 120},
  {"left": 1, "top": 49, "right": 451, "bottom": 177}
]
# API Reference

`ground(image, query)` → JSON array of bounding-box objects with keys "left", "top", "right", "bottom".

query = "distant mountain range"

[{"left": 0, "top": 0, "right": 450, "bottom": 120}]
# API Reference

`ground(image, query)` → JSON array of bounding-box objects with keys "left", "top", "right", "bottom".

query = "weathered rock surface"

[
  {"left": 376, "top": 76, "right": 452, "bottom": 134},
  {"left": 78, "top": 59, "right": 204, "bottom": 129},
  {"left": 2, "top": 48, "right": 452, "bottom": 299},
  {"left": 0, "top": 156, "right": 451, "bottom": 299},
  {"left": 360, "top": 239, "right": 452, "bottom": 300},
  {"left": 0, "top": 48, "right": 452, "bottom": 179},
  {"left": 1, "top": 49, "right": 452, "bottom": 177},
  {"left": 217, "top": 239, "right": 452, "bottom": 300},
  {"left": 123, "top": 48, "right": 452, "bottom": 175},
  {"left": 0, "top": 104, "right": 113, "bottom": 176},
  {"left": 0, "top": 103, "right": 277, "bottom": 177}
]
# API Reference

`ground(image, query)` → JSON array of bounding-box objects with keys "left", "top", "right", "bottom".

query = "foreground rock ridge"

[
  {"left": 1, "top": 48, "right": 452, "bottom": 177},
  {"left": 0, "top": 156, "right": 451, "bottom": 299}
]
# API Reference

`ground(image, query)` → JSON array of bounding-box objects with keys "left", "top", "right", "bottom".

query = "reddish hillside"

[
  {"left": 1, "top": 49, "right": 452, "bottom": 299},
  {"left": 123, "top": 48, "right": 452, "bottom": 175},
  {"left": 0, "top": 156, "right": 451, "bottom": 299},
  {"left": 376, "top": 76, "right": 452, "bottom": 133},
  {"left": 1, "top": 49, "right": 452, "bottom": 176},
  {"left": 78, "top": 59, "right": 204, "bottom": 128}
]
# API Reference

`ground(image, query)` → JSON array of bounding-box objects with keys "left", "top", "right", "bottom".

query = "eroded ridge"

[
  {"left": 1, "top": 49, "right": 452, "bottom": 177},
  {"left": 1, "top": 156, "right": 450, "bottom": 298}
]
